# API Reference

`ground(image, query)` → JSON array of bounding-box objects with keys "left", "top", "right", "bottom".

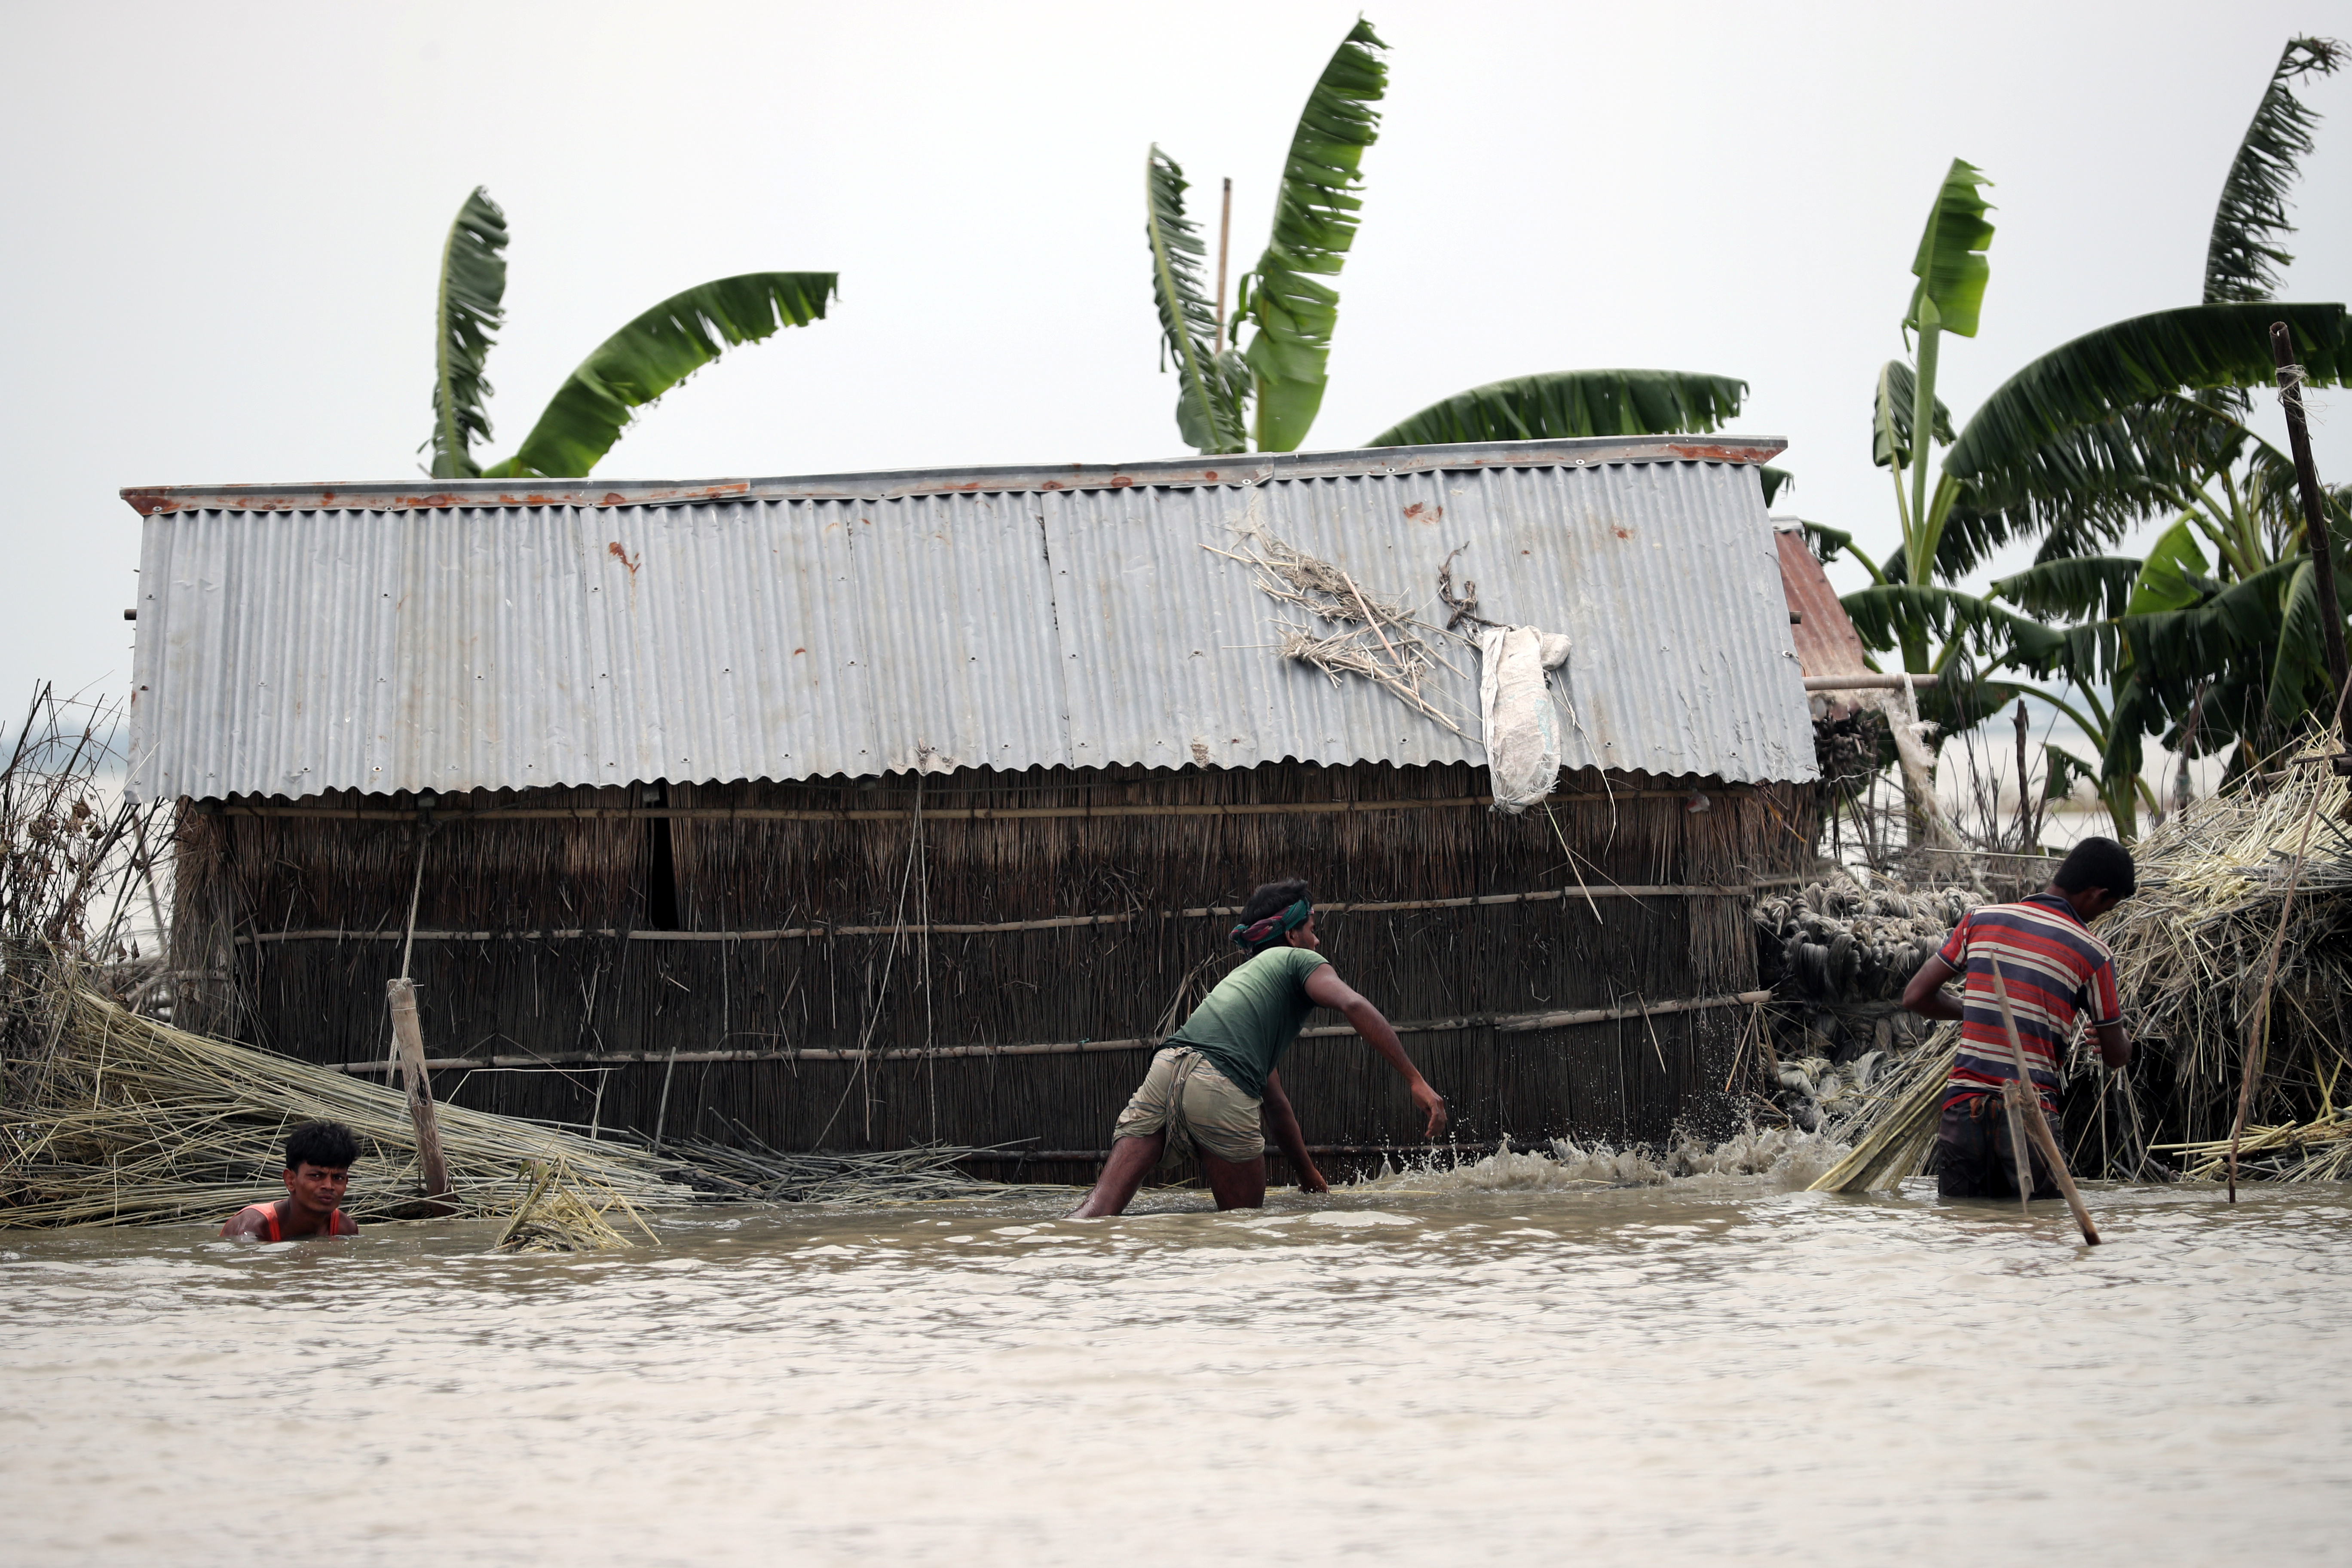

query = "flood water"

[{"left": 4, "top": 1158, "right": 2349, "bottom": 1565}]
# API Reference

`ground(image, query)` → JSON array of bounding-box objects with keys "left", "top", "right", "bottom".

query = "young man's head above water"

[
  {"left": 1068, "top": 876, "right": 1446, "bottom": 1219},
  {"left": 220, "top": 1120, "right": 363, "bottom": 1240}
]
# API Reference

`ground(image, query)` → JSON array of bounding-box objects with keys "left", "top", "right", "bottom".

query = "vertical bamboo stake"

[
  {"left": 1998, "top": 1081, "right": 2034, "bottom": 1216},
  {"left": 386, "top": 977, "right": 451, "bottom": 1199},
  {"left": 387, "top": 823, "right": 449, "bottom": 1200},
  {"left": 1214, "top": 177, "right": 1233, "bottom": 355},
  {"left": 2012, "top": 700, "right": 2032, "bottom": 850},
  {"left": 1989, "top": 963, "right": 2099, "bottom": 1245}
]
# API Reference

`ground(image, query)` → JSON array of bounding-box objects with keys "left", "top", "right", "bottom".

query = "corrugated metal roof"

[
  {"left": 1775, "top": 528, "right": 1872, "bottom": 680},
  {"left": 124, "top": 437, "right": 1816, "bottom": 800}
]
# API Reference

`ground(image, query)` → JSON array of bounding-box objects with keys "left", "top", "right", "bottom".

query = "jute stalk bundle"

[
  {"left": 1, "top": 965, "right": 704, "bottom": 1228},
  {"left": 2099, "top": 749, "right": 2351, "bottom": 1182},
  {"left": 493, "top": 1156, "right": 660, "bottom": 1253},
  {"left": 1807, "top": 1029, "right": 1957, "bottom": 1193}
]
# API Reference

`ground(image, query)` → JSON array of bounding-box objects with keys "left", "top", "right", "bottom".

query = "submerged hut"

[{"left": 127, "top": 435, "right": 1818, "bottom": 1179}]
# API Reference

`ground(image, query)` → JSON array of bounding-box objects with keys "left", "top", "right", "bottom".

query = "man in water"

[
  {"left": 1900, "top": 837, "right": 2135, "bottom": 1200},
  {"left": 221, "top": 1120, "right": 363, "bottom": 1239},
  {"left": 1069, "top": 878, "right": 1447, "bottom": 1218}
]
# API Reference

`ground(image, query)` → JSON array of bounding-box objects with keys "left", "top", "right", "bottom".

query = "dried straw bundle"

[
  {"left": 0, "top": 963, "right": 701, "bottom": 1228},
  {"left": 2103, "top": 755, "right": 2352, "bottom": 1176},
  {"left": 1807, "top": 1028, "right": 1958, "bottom": 1192},
  {"left": 1207, "top": 526, "right": 1473, "bottom": 737},
  {"left": 494, "top": 1156, "right": 659, "bottom": 1253},
  {"left": 666, "top": 1123, "right": 1023, "bottom": 1204}
]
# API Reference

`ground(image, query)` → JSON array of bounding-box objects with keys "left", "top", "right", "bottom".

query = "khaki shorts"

[{"left": 1112, "top": 1047, "right": 1266, "bottom": 1164}]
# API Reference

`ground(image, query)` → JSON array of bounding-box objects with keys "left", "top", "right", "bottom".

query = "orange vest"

[{"left": 234, "top": 1202, "right": 346, "bottom": 1241}]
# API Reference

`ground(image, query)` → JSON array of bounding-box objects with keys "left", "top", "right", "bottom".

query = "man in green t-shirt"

[{"left": 1068, "top": 878, "right": 1448, "bottom": 1217}]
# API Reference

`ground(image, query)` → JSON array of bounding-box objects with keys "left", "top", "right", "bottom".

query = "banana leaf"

[
  {"left": 1871, "top": 358, "right": 1954, "bottom": 469},
  {"left": 2206, "top": 38, "right": 2343, "bottom": 304},
  {"left": 1145, "top": 147, "right": 1246, "bottom": 454},
  {"left": 1242, "top": 18, "right": 1387, "bottom": 452},
  {"left": 1366, "top": 369, "right": 1746, "bottom": 448},
  {"left": 1943, "top": 303, "right": 2349, "bottom": 502},
  {"left": 1904, "top": 159, "right": 1994, "bottom": 337},
  {"left": 488, "top": 273, "right": 836, "bottom": 479},
  {"left": 425, "top": 187, "right": 508, "bottom": 480}
]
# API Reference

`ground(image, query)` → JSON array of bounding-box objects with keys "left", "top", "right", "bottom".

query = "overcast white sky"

[{"left": 3, "top": 0, "right": 2346, "bottom": 717}]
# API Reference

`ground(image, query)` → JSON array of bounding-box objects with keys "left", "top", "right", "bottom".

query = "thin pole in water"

[
  {"left": 387, "top": 819, "right": 451, "bottom": 1203},
  {"left": 1989, "top": 962, "right": 2099, "bottom": 1245}
]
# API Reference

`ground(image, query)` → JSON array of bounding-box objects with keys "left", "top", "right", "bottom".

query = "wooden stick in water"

[
  {"left": 386, "top": 977, "right": 453, "bottom": 1202},
  {"left": 1990, "top": 962, "right": 2101, "bottom": 1245},
  {"left": 1999, "top": 1077, "right": 2034, "bottom": 1217}
]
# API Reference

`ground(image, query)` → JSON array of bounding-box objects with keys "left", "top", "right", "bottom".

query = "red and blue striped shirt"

[{"left": 1934, "top": 891, "right": 2122, "bottom": 1109}]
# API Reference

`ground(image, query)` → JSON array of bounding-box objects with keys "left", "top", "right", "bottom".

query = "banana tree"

[
  {"left": 1955, "top": 38, "right": 2352, "bottom": 822},
  {"left": 1146, "top": 21, "right": 1757, "bottom": 466},
  {"left": 1826, "top": 40, "right": 2351, "bottom": 840},
  {"left": 423, "top": 187, "right": 838, "bottom": 479},
  {"left": 1145, "top": 19, "right": 1386, "bottom": 455}
]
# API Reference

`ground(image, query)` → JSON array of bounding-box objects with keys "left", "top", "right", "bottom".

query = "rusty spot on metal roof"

[{"left": 1662, "top": 442, "right": 1785, "bottom": 465}]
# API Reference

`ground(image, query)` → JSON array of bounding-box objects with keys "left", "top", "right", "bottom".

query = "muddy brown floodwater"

[{"left": 3, "top": 1163, "right": 2349, "bottom": 1565}]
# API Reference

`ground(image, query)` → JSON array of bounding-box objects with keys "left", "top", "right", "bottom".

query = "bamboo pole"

[
  {"left": 236, "top": 877, "right": 1805, "bottom": 948},
  {"left": 323, "top": 989, "right": 1775, "bottom": 1074},
  {"left": 1214, "top": 176, "right": 1232, "bottom": 355},
  {"left": 1988, "top": 963, "right": 2099, "bottom": 1245},
  {"left": 386, "top": 978, "right": 452, "bottom": 1201},
  {"left": 386, "top": 828, "right": 450, "bottom": 1201}
]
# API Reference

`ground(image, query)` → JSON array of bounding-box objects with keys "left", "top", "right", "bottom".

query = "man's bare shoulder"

[{"left": 219, "top": 1206, "right": 273, "bottom": 1240}]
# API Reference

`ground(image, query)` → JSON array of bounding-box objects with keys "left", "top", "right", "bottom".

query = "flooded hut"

[{"left": 127, "top": 435, "right": 1819, "bottom": 1179}]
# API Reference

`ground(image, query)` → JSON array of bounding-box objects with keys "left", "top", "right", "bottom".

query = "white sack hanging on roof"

[{"left": 1477, "top": 627, "right": 1571, "bottom": 814}]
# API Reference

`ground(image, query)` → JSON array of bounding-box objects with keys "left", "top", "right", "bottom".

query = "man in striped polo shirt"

[{"left": 1900, "top": 838, "right": 2136, "bottom": 1199}]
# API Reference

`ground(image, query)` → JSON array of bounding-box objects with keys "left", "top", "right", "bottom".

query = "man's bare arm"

[
  {"left": 1902, "top": 955, "right": 1965, "bottom": 1022},
  {"left": 219, "top": 1208, "right": 270, "bottom": 1240},
  {"left": 2091, "top": 1022, "right": 2131, "bottom": 1070},
  {"left": 1262, "top": 1071, "right": 1328, "bottom": 1194},
  {"left": 1303, "top": 965, "right": 1447, "bottom": 1138}
]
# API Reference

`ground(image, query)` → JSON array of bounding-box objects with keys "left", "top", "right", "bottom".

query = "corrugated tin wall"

[{"left": 129, "top": 454, "right": 1816, "bottom": 800}]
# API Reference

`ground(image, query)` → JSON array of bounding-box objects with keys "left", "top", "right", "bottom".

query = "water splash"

[{"left": 1353, "top": 1124, "right": 1848, "bottom": 1194}]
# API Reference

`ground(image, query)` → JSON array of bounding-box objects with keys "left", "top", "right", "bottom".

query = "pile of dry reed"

[
  {"left": 1811, "top": 749, "right": 2352, "bottom": 1189},
  {"left": 0, "top": 961, "right": 706, "bottom": 1227},
  {"left": 0, "top": 953, "right": 1044, "bottom": 1228},
  {"left": 668, "top": 1123, "right": 1023, "bottom": 1204},
  {"left": 0, "top": 963, "right": 1027, "bottom": 1228},
  {"left": 493, "top": 1156, "right": 660, "bottom": 1253},
  {"left": 2106, "top": 752, "right": 2351, "bottom": 1180}
]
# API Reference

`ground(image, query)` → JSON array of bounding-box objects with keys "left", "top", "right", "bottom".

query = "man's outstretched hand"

[
  {"left": 1297, "top": 1163, "right": 1332, "bottom": 1195},
  {"left": 1413, "top": 1080, "right": 1448, "bottom": 1139}
]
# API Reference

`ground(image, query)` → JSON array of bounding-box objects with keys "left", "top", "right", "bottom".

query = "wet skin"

[{"left": 219, "top": 1163, "right": 358, "bottom": 1240}]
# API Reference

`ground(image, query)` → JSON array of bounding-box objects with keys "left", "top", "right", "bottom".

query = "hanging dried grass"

[{"left": 1207, "top": 526, "right": 1473, "bottom": 737}]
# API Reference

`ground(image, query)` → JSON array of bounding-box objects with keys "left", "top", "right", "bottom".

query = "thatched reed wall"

[{"left": 170, "top": 761, "right": 1814, "bottom": 1179}]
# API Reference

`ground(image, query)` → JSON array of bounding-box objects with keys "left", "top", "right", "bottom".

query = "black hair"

[
  {"left": 2053, "top": 837, "right": 2135, "bottom": 899},
  {"left": 1238, "top": 879, "right": 1311, "bottom": 928},
  {"left": 285, "top": 1120, "right": 360, "bottom": 1172},
  {"left": 1236, "top": 880, "right": 1315, "bottom": 952}
]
